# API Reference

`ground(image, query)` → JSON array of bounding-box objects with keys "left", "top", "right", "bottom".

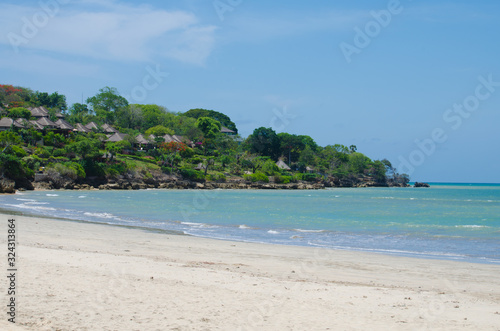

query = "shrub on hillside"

[
  {"left": 180, "top": 168, "right": 205, "bottom": 182},
  {"left": 207, "top": 172, "right": 226, "bottom": 182},
  {"left": 275, "top": 175, "right": 292, "bottom": 184},
  {"left": 6, "top": 145, "right": 27, "bottom": 158},
  {"left": 243, "top": 172, "right": 269, "bottom": 183}
]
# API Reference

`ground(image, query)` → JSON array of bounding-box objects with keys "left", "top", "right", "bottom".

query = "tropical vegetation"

[{"left": 0, "top": 84, "right": 409, "bottom": 190}]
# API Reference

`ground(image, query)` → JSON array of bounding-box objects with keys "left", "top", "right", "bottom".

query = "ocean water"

[{"left": 1, "top": 184, "right": 499, "bottom": 264}]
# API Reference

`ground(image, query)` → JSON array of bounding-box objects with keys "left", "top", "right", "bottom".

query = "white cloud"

[{"left": 0, "top": 0, "right": 217, "bottom": 65}]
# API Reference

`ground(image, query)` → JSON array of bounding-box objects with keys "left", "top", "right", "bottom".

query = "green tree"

[
  {"left": 105, "top": 141, "right": 131, "bottom": 161},
  {"left": 116, "top": 105, "right": 144, "bottom": 129},
  {"left": 66, "top": 137, "right": 100, "bottom": 159},
  {"left": 86, "top": 87, "right": 128, "bottom": 124},
  {"left": 31, "top": 91, "right": 67, "bottom": 111},
  {"left": 320, "top": 145, "right": 350, "bottom": 171},
  {"left": 370, "top": 160, "right": 387, "bottom": 183},
  {"left": 0, "top": 153, "right": 30, "bottom": 179},
  {"left": 7, "top": 107, "right": 31, "bottom": 119},
  {"left": 43, "top": 132, "right": 66, "bottom": 147},
  {"left": 0, "top": 131, "right": 22, "bottom": 153},
  {"left": 145, "top": 125, "right": 174, "bottom": 137},
  {"left": 184, "top": 108, "right": 238, "bottom": 133},
  {"left": 214, "top": 134, "right": 238, "bottom": 155},
  {"left": 278, "top": 133, "right": 305, "bottom": 164},
  {"left": 66, "top": 103, "right": 91, "bottom": 124},
  {"left": 298, "top": 145, "right": 316, "bottom": 168},
  {"left": 261, "top": 159, "right": 280, "bottom": 176},
  {"left": 20, "top": 128, "right": 42, "bottom": 146},
  {"left": 245, "top": 127, "right": 280, "bottom": 160},
  {"left": 195, "top": 117, "right": 221, "bottom": 139},
  {"left": 298, "top": 135, "right": 319, "bottom": 152},
  {"left": 348, "top": 152, "right": 371, "bottom": 174}
]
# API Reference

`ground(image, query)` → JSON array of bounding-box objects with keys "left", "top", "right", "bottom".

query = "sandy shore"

[{"left": 1, "top": 213, "right": 499, "bottom": 330}]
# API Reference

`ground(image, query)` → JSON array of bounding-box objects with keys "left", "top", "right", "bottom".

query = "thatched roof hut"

[
  {"left": 106, "top": 133, "right": 129, "bottom": 142},
  {"left": 276, "top": 160, "right": 291, "bottom": 171},
  {"left": 74, "top": 123, "right": 90, "bottom": 133},
  {"left": 85, "top": 122, "right": 99, "bottom": 131},
  {"left": 0, "top": 117, "right": 24, "bottom": 130},
  {"left": 101, "top": 123, "right": 118, "bottom": 133},
  {"left": 221, "top": 126, "right": 236, "bottom": 134},
  {"left": 55, "top": 119, "right": 74, "bottom": 130},
  {"left": 29, "top": 106, "right": 49, "bottom": 118},
  {"left": 36, "top": 117, "right": 58, "bottom": 129},
  {"left": 135, "top": 134, "right": 150, "bottom": 145}
]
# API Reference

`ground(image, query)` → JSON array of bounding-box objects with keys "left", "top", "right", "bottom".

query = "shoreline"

[
  {"left": 2, "top": 187, "right": 499, "bottom": 267},
  {"left": 2, "top": 205, "right": 497, "bottom": 266},
  {"left": 1, "top": 212, "right": 500, "bottom": 330}
]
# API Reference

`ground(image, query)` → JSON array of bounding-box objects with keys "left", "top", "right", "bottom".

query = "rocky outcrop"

[
  {"left": 13, "top": 177, "right": 34, "bottom": 191},
  {"left": 414, "top": 182, "right": 430, "bottom": 188},
  {"left": 4, "top": 171, "right": 411, "bottom": 192},
  {"left": 0, "top": 178, "right": 16, "bottom": 193}
]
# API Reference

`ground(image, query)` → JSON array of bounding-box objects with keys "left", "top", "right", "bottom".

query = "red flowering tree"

[
  {"left": 0, "top": 85, "right": 25, "bottom": 108},
  {"left": 159, "top": 142, "right": 187, "bottom": 172}
]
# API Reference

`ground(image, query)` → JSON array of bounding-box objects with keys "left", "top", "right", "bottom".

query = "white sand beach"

[{"left": 1, "top": 213, "right": 500, "bottom": 330}]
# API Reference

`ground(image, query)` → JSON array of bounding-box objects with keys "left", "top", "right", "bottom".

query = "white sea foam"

[
  {"left": 181, "top": 222, "right": 204, "bottom": 226},
  {"left": 83, "top": 212, "right": 117, "bottom": 219},
  {"left": 8, "top": 204, "right": 56, "bottom": 211},
  {"left": 46, "top": 194, "right": 59, "bottom": 197},
  {"left": 15, "top": 198, "right": 36, "bottom": 202},
  {"left": 239, "top": 224, "right": 251, "bottom": 229},
  {"left": 78, "top": 196, "right": 87, "bottom": 199},
  {"left": 181, "top": 222, "right": 218, "bottom": 228},
  {"left": 267, "top": 230, "right": 279, "bottom": 234}
]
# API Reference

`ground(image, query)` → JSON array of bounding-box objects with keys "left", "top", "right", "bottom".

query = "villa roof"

[
  {"left": 276, "top": 160, "right": 291, "bottom": 171},
  {"left": 163, "top": 134, "right": 176, "bottom": 143},
  {"left": 29, "top": 106, "right": 49, "bottom": 118},
  {"left": 0, "top": 117, "right": 24, "bottom": 129},
  {"left": 55, "top": 119, "right": 74, "bottom": 130},
  {"left": 36, "top": 117, "right": 58, "bottom": 128},
  {"left": 173, "top": 135, "right": 187, "bottom": 143},
  {"left": 29, "top": 120, "right": 45, "bottom": 130},
  {"left": 106, "top": 132, "right": 129, "bottom": 142},
  {"left": 85, "top": 121, "right": 100, "bottom": 131},
  {"left": 74, "top": 123, "right": 90, "bottom": 133},
  {"left": 221, "top": 126, "right": 235, "bottom": 134},
  {"left": 135, "top": 134, "right": 150, "bottom": 145},
  {"left": 162, "top": 134, "right": 193, "bottom": 145},
  {"left": 101, "top": 123, "right": 118, "bottom": 133}
]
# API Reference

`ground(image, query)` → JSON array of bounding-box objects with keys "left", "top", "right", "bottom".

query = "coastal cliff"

[{"left": 25, "top": 171, "right": 408, "bottom": 192}]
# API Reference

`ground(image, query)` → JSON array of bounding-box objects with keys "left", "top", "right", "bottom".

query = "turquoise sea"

[{"left": 1, "top": 183, "right": 499, "bottom": 264}]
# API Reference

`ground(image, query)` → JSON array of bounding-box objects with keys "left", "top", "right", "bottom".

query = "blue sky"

[{"left": 1, "top": 0, "right": 499, "bottom": 183}]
